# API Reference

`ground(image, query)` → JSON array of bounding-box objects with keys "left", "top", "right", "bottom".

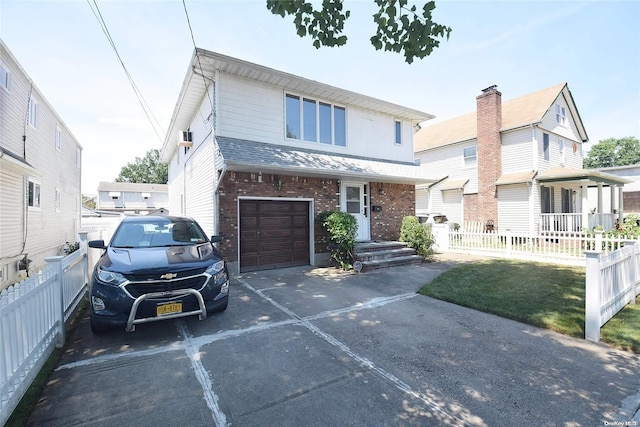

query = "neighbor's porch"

[{"left": 538, "top": 167, "right": 630, "bottom": 232}]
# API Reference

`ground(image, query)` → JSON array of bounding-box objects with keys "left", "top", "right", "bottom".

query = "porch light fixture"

[{"left": 378, "top": 183, "right": 384, "bottom": 196}]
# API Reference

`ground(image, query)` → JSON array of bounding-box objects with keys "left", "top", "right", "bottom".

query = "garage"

[{"left": 239, "top": 200, "right": 310, "bottom": 272}]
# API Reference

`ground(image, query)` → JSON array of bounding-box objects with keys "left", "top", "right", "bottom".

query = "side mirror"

[
  {"left": 88, "top": 240, "right": 107, "bottom": 249},
  {"left": 210, "top": 235, "right": 222, "bottom": 243}
]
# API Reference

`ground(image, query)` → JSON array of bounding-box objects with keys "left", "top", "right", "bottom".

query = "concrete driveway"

[{"left": 28, "top": 256, "right": 640, "bottom": 426}]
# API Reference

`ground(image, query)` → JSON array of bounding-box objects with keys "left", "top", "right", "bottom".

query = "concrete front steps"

[{"left": 354, "top": 241, "right": 423, "bottom": 272}]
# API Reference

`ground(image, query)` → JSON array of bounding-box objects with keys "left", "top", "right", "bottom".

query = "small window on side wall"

[
  {"left": 28, "top": 179, "right": 41, "bottom": 209},
  {"left": 463, "top": 146, "right": 477, "bottom": 167},
  {"left": 543, "top": 133, "right": 549, "bottom": 161},
  {"left": 0, "top": 64, "right": 10, "bottom": 91},
  {"left": 394, "top": 120, "right": 402, "bottom": 145}
]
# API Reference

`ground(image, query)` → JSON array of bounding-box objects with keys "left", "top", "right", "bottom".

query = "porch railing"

[{"left": 540, "top": 213, "right": 617, "bottom": 232}]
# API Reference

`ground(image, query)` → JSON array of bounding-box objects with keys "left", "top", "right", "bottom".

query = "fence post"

[
  {"left": 624, "top": 240, "right": 637, "bottom": 305},
  {"left": 45, "top": 256, "right": 65, "bottom": 348},
  {"left": 506, "top": 229, "right": 512, "bottom": 256},
  {"left": 595, "top": 230, "right": 603, "bottom": 252},
  {"left": 78, "top": 231, "right": 89, "bottom": 287},
  {"left": 585, "top": 251, "right": 602, "bottom": 342}
]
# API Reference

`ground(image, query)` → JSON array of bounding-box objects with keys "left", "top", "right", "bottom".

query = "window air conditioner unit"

[{"left": 177, "top": 130, "right": 193, "bottom": 147}]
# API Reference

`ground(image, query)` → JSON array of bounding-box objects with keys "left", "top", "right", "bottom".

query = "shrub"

[
  {"left": 399, "top": 216, "right": 435, "bottom": 259},
  {"left": 318, "top": 211, "right": 358, "bottom": 270}
]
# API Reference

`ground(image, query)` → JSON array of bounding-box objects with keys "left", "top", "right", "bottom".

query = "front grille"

[{"left": 124, "top": 275, "right": 208, "bottom": 298}]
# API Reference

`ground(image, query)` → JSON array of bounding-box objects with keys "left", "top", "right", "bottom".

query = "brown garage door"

[{"left": 239, "top": 200, "right": 310, "bottom": 272}]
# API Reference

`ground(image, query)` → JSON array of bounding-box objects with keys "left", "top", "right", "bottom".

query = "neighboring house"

[
  {"left": 96, "top": 182, "right": 168, "bottom": 215},
  {"left": 160, "top": 48, "right": 437, "bottom": 274},
  {"left": 414, "top": 83, "right": 629, "bottom": 234},
  {"left": 588, "top": 164, "right": 640, "bottom": 214},
  {"left": 0, "top": 40, "right": 82, "bottom": 287}
]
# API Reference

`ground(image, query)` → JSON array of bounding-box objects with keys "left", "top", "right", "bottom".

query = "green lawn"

[{"left": 418, "top": 259, "right": 640, "bottom": 353}]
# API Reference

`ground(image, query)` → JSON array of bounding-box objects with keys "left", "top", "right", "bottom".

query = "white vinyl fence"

[
  {"left": 432, "top": 224, "right": 628, "bottom": 266},
  {"left": 0, "top": 233, "right": 89, "bottom": 426},
  {"left": 585, "top": 241, "right": 640, "bottom": 342}
]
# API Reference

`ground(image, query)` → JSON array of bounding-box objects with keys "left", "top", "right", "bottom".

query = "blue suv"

[{"left": 88, "top": 215, "right": 229, "bottom": 334}]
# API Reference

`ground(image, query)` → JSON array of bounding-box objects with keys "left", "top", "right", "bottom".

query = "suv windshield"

[{"left": 111, "top": 219, "right": 208, "bottom": 248}]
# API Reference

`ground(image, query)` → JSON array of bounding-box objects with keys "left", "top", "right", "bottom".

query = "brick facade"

[
  {"left": 216, "top": 172, "right": 415, "bottom": 262},
  {"left": 473, "top": 87, "right": 503, "bottom": 227},
  {"left": 369, "top": 182, "right": 415, "bottom": 241}
]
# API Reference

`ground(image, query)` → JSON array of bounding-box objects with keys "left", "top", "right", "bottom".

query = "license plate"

[{"left": 157, "top": 302, "right": 182, "bottom": 316}]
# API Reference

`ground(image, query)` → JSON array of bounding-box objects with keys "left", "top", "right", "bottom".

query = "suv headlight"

[
  {"left": 97, "top": 268, "right": 127, "bottom": 286},
  {"left": 206, "top": 260, "right": 227, "bottom": 282}
]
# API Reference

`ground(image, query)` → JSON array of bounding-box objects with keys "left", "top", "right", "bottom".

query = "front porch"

[{"left": 540, "top": 213, "right": 618, "bottom": 232}]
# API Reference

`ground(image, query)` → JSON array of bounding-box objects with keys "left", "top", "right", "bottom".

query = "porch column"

[
  {"left": 610, "top": 185, "right": 617, "bottom": 214},
  {"left": 597, "top": 184, "right": 603, "bottom": 214},
  {"left": 582, "top": 184, "right": 589, "bottom": 230},
  {"left": 619, "top": 186, "right": 624, "bottom": 223}
]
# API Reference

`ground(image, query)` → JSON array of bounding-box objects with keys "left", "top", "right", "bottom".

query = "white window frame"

[
  {"left": 0, "top": 64, "right": 10, "bottom": 92},
  {"left": 394, "top": 120, "right": 402, "bottom": 145},
  {"left": 285, "top": 92, "right": 347, "bottom": 147},
  {"left": 463, "top": 145, "right": 477, "bottom": 168},
  {"left": 55, "top": 188, "right": 61, "bottom": 213},
  {"left": 555, "top": 104, "right": 566, "bottom": 126},
  {"left": 55, "top": 125, "right": 62, "bottom": 151},
  {"left": 28, "top": 98, "right": 38, "bottom": 128},
  {"left": 28, "top": 178, "right": 41, "bottom": 209}
]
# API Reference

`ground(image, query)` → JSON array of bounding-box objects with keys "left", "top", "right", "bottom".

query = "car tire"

[
  {"left": 208, "top": 297, "right": 228, "bottom": 314},
  {"left": 90, "top": 315, "right": 110, "bottom": 335}
]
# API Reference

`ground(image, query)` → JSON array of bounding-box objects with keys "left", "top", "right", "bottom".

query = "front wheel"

[{"left": 90, "top": 315, "right": 110, "bottom": 335}]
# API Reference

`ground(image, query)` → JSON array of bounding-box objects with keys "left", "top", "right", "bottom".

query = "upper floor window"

[
  {"left": 394, "top": 120, "right": 402, "bottom": 145},
  {"left": 28, "top": 179, "right": 41, "bottom": 209},
  {"left": 0, "top": 64, "right": 9, "bottom": 91},
  {"left": 28, "top": 98, "right": 38, "bottom": 128},
  {"left": 285, "top": 93, "right": 346, "bottom": 147},
  {"left": 55, "top": 125, "right": 62, "bottom": 151},
  {"left": 543, "top": 133, "right": 550, "bottom": 161},
  {"left": 463, "top": 146, "right": 477, "bottom": 167},
  {"left": 555, "top": 104, "right": 566, "bottom": 126}
]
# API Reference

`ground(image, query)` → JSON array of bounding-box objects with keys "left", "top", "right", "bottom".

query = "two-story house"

[
  {"left": 160, "top": 48, "right": 437, "bottom": 274},
  {"left": 414, "top": 83, "right": 628, "bottom": 234},
  {"left": 96, "top": 182, "right": 168, "bottom": 215},
  {"left": 0, "top": 40, "right": 82, "bottom": 287}
]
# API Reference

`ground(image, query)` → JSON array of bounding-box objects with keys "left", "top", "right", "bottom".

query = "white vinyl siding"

[
  {"left": 501, "top": 129, "right": 535, "bottom": 173},
  {"left": 442, "top": 190, "right": 463, "bottom": 226},
  {"left": 1, "top": 41, "right": 81, "bottom": 282},
  {"left": 415, "top": 187, "right": 429, "bottom": 214},
  {"left": 215, "top": 73, "right": 414, "bottom": 162},
  {"left": 498, "top": 184, "right": 531, "bottom": 234},
  {"left": 183, "top": 139, "right": 216, "bottom": 237},
  {"left": 416, "top": 141, "right": 478, "bottom": 194}
]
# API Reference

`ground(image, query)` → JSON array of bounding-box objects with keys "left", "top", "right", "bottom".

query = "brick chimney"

[{"left": 475, "top": 85, "right": 502, "bottom": 227}]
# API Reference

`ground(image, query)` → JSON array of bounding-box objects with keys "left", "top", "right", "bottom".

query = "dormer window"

[{"left": 555, "top": 104, "right": 566, "bottom": 126}]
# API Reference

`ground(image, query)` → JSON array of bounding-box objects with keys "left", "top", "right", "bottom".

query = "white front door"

[{"left": 341, "top": 182, "right": 370, "bottom": 241}]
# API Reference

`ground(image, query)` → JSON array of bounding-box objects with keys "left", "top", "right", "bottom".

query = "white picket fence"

[
  {"left": 0, "top": 233, "right": 89, "bottom": 426},
  {"left": 585, "top": 241, "right": 640, "bottom": 342},
  {"left": 432, "top": 224, "right": 628, "bottom": 266}
]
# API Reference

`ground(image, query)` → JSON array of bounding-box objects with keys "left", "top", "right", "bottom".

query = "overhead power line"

[{"left": 86, "top": 0, "right": 165, "bottom": 143}]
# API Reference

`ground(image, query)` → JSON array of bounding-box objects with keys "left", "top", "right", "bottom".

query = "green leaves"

[
  {"left": 266, "top": 0, "right": 351, "bottom": 50},
  {"left": 266, "top": 0, "right": 451, "bottom": 62},
  {"left": 371, "top": 0, "right": 451, "bottom": 63},
  {"left": 115, "top": 149, "right": 168, "bottom": 184},
  {"left": 583, "top": 137, "right": 640, "bottom": 168}
]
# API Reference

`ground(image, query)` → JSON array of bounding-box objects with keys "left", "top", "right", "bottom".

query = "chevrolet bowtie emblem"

[{"left": 160, "top": 273, "right": 178, "bottom": 280}]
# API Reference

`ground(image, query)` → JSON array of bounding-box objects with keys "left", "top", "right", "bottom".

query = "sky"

[{"left": 1, "top": 0, "right": 639, "bottom": 195}]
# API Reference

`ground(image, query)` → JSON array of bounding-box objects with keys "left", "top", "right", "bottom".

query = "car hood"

[{"left": 98, "top": 244, "right": 221, "bottom": 275}]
